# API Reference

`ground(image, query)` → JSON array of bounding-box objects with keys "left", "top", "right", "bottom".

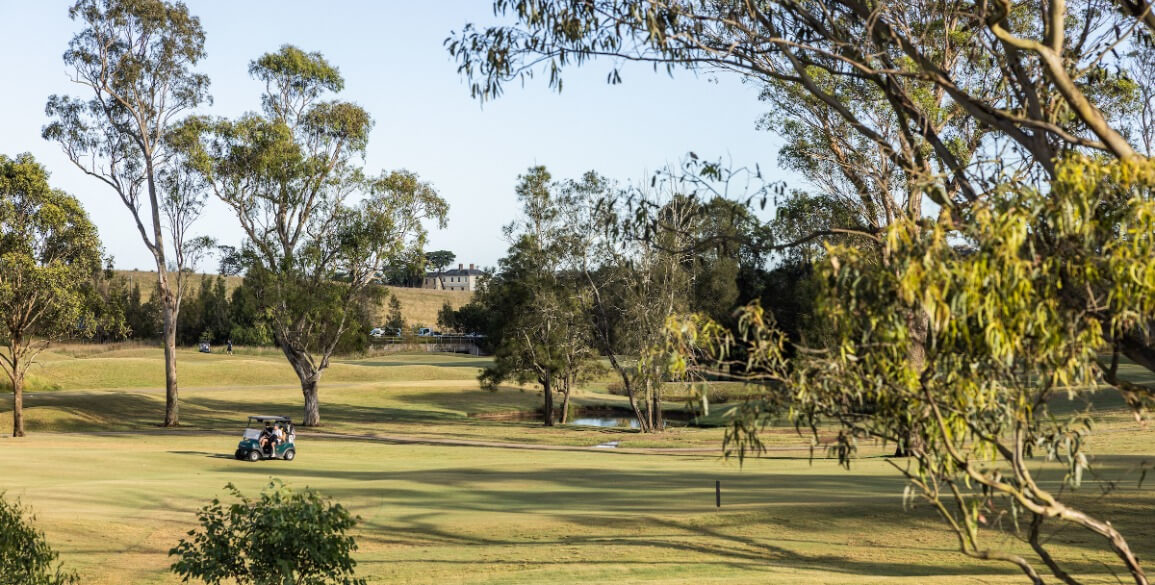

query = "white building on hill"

[{"left": 424, "top": 263, "right": 485, "bottom": 292}]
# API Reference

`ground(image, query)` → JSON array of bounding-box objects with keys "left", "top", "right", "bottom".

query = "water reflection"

[{"left": 570, "top": 416, "right": 641, "bottom": 428}]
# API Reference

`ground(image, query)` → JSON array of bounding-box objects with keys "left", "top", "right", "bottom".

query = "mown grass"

[
  {"left": 0, "top": 346, "right": 1152, "bottom": 584},
  {"left": 1, "top": 433, "right": 1152, "bottom": 585}
]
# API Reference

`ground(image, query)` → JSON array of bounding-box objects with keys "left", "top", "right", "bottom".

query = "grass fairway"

[{"left": 1, "top": 346, "right": 1153, "bottom": 584}]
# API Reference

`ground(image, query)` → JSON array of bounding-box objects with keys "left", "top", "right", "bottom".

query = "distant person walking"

[{"left": 226, "top": 339, "right": 234, "bottom": 355}]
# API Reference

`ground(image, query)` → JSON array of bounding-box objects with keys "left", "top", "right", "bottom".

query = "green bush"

[
  {"left": 229, "top": 323, "right": 274, "bottom": 347},
  {"left": 0, "top": 494, "right": 76, "bottom": 585},
  {"left": 170, "top": 481, "right": 365, "bottom": 585}
]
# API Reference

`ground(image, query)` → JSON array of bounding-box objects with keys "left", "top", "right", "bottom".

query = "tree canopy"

[
  {"left": 0, "top": 154, "right": 102, "bottom": 437},
  {"left": 44, "top": 0, "right": 213, "bottom": 427},
  {"left": 176, "top": 46, "right": 448, "bottom": 426}
]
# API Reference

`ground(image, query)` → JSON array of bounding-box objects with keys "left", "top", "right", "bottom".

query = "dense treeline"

[
  {"left": 86, "top": 270, "right": 373, "bottom": 354},
  {"left": 439, "top": 165, "right": 839, "bottom": 429}
]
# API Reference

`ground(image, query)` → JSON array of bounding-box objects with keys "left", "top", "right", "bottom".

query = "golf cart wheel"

[
  {"left": 283, "top": 449, "right": 295, "bottom": 461},
  {"left": 246, "top": 450, "right": 260, "bottom": 462}
]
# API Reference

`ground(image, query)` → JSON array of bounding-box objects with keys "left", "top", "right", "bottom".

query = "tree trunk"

[
  {"left": 302, "top": 377, "right": 320, "bottom": 427},
  {"left": 282, "top": 344, "right": 322, "bottom": 426},
  {"left": 162, "top": 298, "right": 180, "bottom": 427},
  {"left": 651, "top": 383, "right": 664, "bottom": 433},
  {"left": 559, "top": 376, "right": 572, "bottom": 424},
  {"left": 1120, "top": 330, "right": 1155, "bottom": 376},
  {"left": 644, "top": 378, "right": 654, "bottom": 431},
  {"left": 895, "top": 309, "right": 928, "bottom": 457},
  {"left": 542, "top": 377, "right": 555, "bottom": 427},
  {"left": 12, "top": 373, "right": 23, "bottom": 437},
  {"left": 621, "top": 373, "right": 650, "bottom": 433}
]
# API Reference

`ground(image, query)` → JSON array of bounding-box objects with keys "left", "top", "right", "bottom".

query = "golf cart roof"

[{"left": 248, "top": 415, "right": 292, "bottom": 423}]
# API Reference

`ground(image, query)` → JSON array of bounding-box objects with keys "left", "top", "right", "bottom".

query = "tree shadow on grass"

[
  {"left": 3, "top": 391, "right": 163, "bottom": 432},
  {"left": 244, "top": 460, "right": 1154, "bottom": 580},
  {"left": 180, "top": 395, "right": 461, "bottom": 428},
  {"left": 167, "top": 450, "right": 235, "bottom": 459}
]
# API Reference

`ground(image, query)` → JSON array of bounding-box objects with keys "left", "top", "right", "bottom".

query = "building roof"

[{"left": 427, "top": 267, "right": 485, "bottom": 277}]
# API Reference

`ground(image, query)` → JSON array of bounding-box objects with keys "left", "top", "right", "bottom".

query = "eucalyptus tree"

[
  {"left": 179, "top": 47, "right": 447, "bottom": 426},
  {"left": 0, "top": 154, "right": 102, "bottom": 438},
  {"left": 668, "top": 155, "right": 1155, "bottom": 584},
  {"left": 478, "top": 167, "right": 597, "bottom": 426},
  {"left": 448, "top": 0, "right": 1155, "bottom": 370},
  {"left": 43, "top": 0, "right": 211, "bottom": 427}
]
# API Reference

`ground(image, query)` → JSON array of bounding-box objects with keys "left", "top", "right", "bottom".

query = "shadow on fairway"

[
  {"left": 168, "top": 450, "right": 235, "bottom": 459},
  {"left": 183, "top": 395, "right": 467, "bottom": 427},
  {"left": 13, "top": 391, "right": 162, "bottom": 432},
  {"left": 226, "top": 457, "right": 1155, "bottom": 581}
]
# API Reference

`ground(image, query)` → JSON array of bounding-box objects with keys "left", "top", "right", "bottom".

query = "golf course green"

[{"left": 1, "top": 345, "right": 1152, "bottom": 584}]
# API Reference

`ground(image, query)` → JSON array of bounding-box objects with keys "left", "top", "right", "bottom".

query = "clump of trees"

[{"left": 447, "top": 164, "right": 771, "bottom": 430}]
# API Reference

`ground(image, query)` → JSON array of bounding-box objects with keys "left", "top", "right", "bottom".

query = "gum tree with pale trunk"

[{"left": 44, "top": 0, "right": 211, "bottom": 427}]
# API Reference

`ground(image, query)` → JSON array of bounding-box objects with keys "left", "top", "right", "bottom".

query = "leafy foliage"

[
  {"left": 0, "top": 154, "right": 102, "bottom": 436},
  {"left": 0, "top": 494, "right": 77, "bottom": 585},
  {"left": 170, "top": 481, "right": 365, "bottom": 585},
  {"left": 667, "top": 156, "right": 1155, "bottom": 583},
  {"left": 175, "top": 46, "right": 448, "bottom": 425}
]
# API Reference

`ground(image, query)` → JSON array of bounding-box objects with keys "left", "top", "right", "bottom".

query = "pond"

[
  {"left": 475, "top": 409, "right": 691, "bottom": 429},
  {"left": 570, "top": 415, "right": 645, "bottom": 428}
]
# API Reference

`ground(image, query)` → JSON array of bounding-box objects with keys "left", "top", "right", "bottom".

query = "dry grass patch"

[{"left": 111, "top": 270, "right": 472, "bottom": 331}]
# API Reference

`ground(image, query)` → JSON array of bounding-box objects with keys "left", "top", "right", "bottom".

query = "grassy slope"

[
  {"left": 113, "top": 270, "right": 472, "bottom": 331},
  {"left": 0, "top": 349, "right": 1151, "bottom": 584}
]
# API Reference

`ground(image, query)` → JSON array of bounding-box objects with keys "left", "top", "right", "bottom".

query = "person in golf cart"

[
  {"left": 269, "top": 422, "right": 285, "bottom": 452},
  {"left": 236, "top": 416, "right": 296, "bottom": 461},
  {"left": 258, "top": 421, "right": 274, "bottom": 451}
]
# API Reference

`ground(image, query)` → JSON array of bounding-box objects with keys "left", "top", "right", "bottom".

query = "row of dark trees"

[{"left": 87, "top": 271, "right": 374, "bottom": 352}]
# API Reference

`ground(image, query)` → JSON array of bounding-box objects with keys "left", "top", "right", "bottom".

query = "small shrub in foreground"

[{"left": 170, "top": 480, "right": 365, "bottom": 585}]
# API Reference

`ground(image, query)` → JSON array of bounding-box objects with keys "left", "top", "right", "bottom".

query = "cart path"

[{"left": 9, "top": 427, "right": 766, "bottom": 456}]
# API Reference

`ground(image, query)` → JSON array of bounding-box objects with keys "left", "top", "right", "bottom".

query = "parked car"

[{"left": 416, "top": 327, "right": 433, "bottom": 336}]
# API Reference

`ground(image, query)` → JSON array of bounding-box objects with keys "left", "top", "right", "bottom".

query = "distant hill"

[{"left": 112, "top": 270, "right": 473, "bottom": 330}]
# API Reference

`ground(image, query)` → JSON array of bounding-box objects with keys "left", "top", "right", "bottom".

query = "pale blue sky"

[{"left": 0, "top": 1, "right": 784, "bottom": 271}]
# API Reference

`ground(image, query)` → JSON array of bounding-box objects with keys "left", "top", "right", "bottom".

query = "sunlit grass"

[
  {"left": 0, "top": 345, "right": 1152, "bottom": 584},
  {"left": 1, "top": 433, "right": 1151, "bottom": 585}
]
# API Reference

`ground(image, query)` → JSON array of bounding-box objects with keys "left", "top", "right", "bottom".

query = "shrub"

[
  {"left": 0, "top": 494, "right": 76, "bottom": 585},
  {"left": 170, "top": 480, "right": 365, "bottom": 585}
]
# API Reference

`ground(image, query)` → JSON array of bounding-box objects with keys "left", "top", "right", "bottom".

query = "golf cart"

[{"left": 234, "top": 415, "right": 296, "bottom": 462}]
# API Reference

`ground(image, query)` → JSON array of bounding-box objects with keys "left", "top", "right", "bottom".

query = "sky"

[{"left": 0, "top": 1, "right": 786, "bottom": 272}]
